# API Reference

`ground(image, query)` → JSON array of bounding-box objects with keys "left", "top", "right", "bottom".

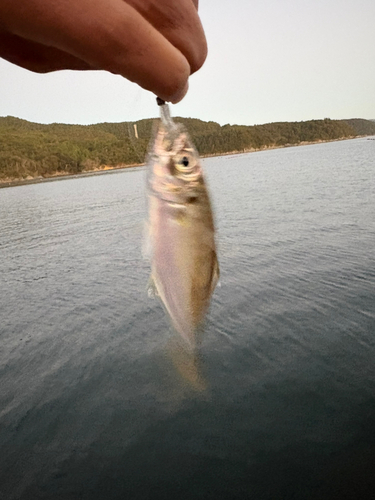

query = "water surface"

[{"left": 1, "top": 138, "right": 375, "bottom": 499}]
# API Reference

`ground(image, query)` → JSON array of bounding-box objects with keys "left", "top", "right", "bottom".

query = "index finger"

[{"left": 0, "top": 0, "right": 194, "bottom": 102}]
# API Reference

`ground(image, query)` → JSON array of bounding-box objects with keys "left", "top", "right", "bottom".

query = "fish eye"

[
  {"left": 175, "top": 154, "right": 195, "bottom": 174},
  {"left": 173, "top": 150, "right": 200, "bottom": 178}
]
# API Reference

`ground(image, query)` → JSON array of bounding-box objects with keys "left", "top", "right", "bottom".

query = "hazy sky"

[{"left": 0, "top": 0, "right": 374, "bottom": 126}]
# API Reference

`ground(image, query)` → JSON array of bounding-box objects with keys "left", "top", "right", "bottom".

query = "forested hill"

[
  {"left": 344, "top": 118, "right": 375, "bottom": 136},
  {"left": 1, "top": 116, "right": 374, "bottom": 182}
]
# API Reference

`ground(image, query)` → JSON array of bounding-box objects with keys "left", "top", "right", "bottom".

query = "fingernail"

[{"left": 169, "top": 81, "right": 189, "bottom": 104}]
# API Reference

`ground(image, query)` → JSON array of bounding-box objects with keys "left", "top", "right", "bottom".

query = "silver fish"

[{"left": 147, "top": 102, "right": 219, "bottom": 347}]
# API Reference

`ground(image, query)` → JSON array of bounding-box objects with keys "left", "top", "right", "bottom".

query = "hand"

[{"left": 0, "top": 0, "right": 207, "bottom": 103}]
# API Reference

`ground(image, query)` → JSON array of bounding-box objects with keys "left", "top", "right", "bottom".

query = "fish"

[{"left": 147, "top": 101, "right": 219, "bottom": 348}]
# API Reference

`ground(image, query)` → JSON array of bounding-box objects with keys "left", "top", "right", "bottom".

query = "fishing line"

[{"left": 157, "top": 97, "right": 178, "bottom": 131}]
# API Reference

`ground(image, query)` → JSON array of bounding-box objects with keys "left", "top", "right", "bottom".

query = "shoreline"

[
  {"left": 0, "top": 135, "right": 365, "bottom": 189},
  {"left": 0, "top": 162, "right": 145, "bottom": 189}
]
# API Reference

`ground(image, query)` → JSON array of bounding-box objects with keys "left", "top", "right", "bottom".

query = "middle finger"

[{"left": 124, "top": 0, "right": 207, "bottom": 73}]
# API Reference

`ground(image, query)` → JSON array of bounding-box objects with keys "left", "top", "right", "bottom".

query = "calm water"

[{"left": 1, "top": 138, "right": 375, "bottom": 499}]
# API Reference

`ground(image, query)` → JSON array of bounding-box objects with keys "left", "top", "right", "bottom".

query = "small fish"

[{"left": 147, "top": 101, "right": 219, "bottom": 347}]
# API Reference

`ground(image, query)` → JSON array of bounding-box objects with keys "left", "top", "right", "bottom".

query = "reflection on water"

[{"left": 0, "top": 138, "right": 375, "bottom": 499}]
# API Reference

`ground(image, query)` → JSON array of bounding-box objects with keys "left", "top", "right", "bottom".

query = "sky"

[{"left": 0, "top": 0, "right": 374, "bottom": 126}]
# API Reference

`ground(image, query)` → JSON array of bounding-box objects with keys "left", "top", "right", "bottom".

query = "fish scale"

[{"left": 147, "top": 101, "right": 219, "bottom": 348}]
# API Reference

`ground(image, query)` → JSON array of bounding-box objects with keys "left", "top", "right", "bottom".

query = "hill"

[
  {"left": 0, "top": 115, "right": 373, "bottom": 183},
  {"left": 343, "top": 118, "right": 375, "bottom": 136}
]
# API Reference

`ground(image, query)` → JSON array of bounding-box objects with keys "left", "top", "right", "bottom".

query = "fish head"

[{"left": 148, "top": 119, "right": 203, "bottom": 198}]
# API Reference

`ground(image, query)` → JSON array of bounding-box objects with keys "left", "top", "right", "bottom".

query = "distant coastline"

[
  {"left": 1, "top": 116, "right": 375, "bottom": 189},
  {"left": 0, "top": 135, "right": 368, "bottom": 189},
  {"left": 0, "top": 162, "right": 144, "bottom": 189}
]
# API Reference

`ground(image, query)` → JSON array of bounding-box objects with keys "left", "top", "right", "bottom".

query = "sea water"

[{"left": 1, "top": 137, "right": 375, "bottom": 499}]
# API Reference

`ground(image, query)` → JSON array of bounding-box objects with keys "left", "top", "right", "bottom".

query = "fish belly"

[{"left": 150, "top": 196, "right": 217, "bottom": 345}]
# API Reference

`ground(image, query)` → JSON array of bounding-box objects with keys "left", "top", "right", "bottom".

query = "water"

[{"left": 1, "top": 138, "right": 375, "bottom": 499}]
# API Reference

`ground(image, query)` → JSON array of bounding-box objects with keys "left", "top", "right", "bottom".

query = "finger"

[
  {"left": 125, "top": 0, "right": 207, "bottom": 74},
  {"left": 1, "top": 0, "right": 192, "bottom": 102},
  {"left": 0, "top": 31, "right": 93, "bottom": 72}
]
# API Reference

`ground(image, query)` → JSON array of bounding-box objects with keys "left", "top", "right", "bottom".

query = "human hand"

[{"left": 0, "top": 0, "right": 207, "bottom": 103}]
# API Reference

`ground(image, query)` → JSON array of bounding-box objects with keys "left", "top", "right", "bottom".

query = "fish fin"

[
  {"left": 167, "top": 336, "right": 208, "bottom": 392},
  {"left": 147, "top": 276, "right": 159, "bottom": 299},
  {"left": 210, "top": 253, "right": 220, "bottom": 294}
]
